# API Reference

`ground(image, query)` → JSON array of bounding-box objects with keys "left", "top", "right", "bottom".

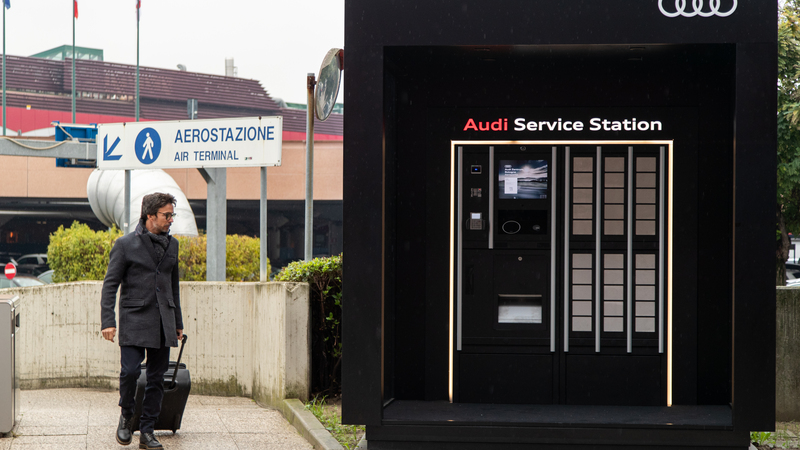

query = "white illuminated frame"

[{"left": 448, "top": 140, "right": 673, "bottom": 406}]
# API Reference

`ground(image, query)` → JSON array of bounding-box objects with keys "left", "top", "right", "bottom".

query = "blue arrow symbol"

[{"left": 103, "top": 135, "right": 121, "bottom": 161}]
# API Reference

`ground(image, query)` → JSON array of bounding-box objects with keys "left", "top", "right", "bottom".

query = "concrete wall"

[
  {"left": 778, "top": 287, "right": 800, "bottom": 421},
  {"left": 3, "top": 281, "right": 310, "bottom": 407}
]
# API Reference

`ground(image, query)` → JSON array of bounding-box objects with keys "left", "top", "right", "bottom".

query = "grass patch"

[
  {"left": 751, "top": 431, "right": 776, "bottom": 447},
  {"left": 305, "top": 395, "right": 365, "bottom": 449},
  {"left": 752, "top": 423, "right": 800, "bottom": 449}
]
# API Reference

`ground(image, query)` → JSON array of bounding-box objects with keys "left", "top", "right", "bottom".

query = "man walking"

[{"left": 101, "top": 192, "right": 183, "bottom": 450}]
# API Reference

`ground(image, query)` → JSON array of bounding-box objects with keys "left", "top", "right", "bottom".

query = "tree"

[{"left": 777, "top": 0, "right": 800, "bottom": 285}]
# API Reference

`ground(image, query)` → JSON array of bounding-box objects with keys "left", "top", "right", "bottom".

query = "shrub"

[
  {"left": 47, "top": 221, "right": 122, "bottom": 282},
  {"left": 175, "top": 234, "right": 268, "bottom": 281},
  {"left": 275, "top": 254, "right": 343, "bottom": 395},
  {"left": 175, "top": 234, "right": 207, "bottom": 281},
  {"left": 226, "top": 234, "right": 264, "bottom": 281}
]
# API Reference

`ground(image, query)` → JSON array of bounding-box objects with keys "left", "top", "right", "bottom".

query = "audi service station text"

[{"left": 463, "top": 117, "right": 664, "bottom": 133}]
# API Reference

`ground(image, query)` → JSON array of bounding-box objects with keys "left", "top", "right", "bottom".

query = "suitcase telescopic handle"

[{"left": 169, "top": 334, "right": 188, "bottom": 389}]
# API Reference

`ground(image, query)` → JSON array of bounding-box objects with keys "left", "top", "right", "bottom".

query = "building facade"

[{"left": 0, "top": 52, "right": 343, "bottom": 270}]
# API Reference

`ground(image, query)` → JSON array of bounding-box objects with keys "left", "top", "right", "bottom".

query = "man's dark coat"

[{"left": 101, "top": 222, "right": 183, "bottom": 348}]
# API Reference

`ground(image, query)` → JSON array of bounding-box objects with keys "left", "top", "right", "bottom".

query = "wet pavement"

[{"left": 0, "top": 388, "right": 313, "bottom": 450}]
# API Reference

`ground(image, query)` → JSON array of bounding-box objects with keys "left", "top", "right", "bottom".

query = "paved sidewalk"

[{"left": 0, "top": 388, "right": 313, "bottom": 450}]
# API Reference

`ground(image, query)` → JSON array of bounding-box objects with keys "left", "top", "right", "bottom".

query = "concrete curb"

[{"left": 280, "top": 398, "right": 344, "bottom": 450}]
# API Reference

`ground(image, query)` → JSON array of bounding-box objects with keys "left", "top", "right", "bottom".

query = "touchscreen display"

[{"left": 498, "top": 160, "right": 548, "bottom": 199}]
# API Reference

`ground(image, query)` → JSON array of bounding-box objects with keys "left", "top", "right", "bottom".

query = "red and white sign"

[{"left": 5, "top": 262, "right": 16, "bottom": 280}]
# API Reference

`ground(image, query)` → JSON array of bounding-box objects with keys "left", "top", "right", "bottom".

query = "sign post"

[
  {"left": 305, "top": 74, "right": 315, "bottom": 261},
  {"left": 305, "top": 49, "right": 343, "bottom": 261},
  {"left": 97, "top": 116, "right": 282, "bottom": 281}
]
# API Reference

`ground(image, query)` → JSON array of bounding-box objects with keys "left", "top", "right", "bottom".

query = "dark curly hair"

[{"left": 140, "top": 192, "right": 177, "bottom": 220}]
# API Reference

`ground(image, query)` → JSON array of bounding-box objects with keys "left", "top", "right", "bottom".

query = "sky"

[{"left": 2, "top": 0, "right": 344, "bottom": 105}]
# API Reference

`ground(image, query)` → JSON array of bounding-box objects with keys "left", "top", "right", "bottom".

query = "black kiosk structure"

[{"left": 343, "top": 1, "right": 776, "bottom": 449}]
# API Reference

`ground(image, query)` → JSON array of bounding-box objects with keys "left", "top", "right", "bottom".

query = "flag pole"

[
  {"left": 127, "top": 1, "right": 138, "bottom": 234},
  {"left": 71, "top": 0, "right": 75, "bottom": 123},
  {"left": 135, "top": 3, "right": 139, "bottom": 122},
  {"left": 3, "top": 2, "right": 6, "bottom": 136}
]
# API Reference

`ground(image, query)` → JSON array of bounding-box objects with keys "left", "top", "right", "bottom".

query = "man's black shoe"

[
  {"left": 139, "top": 432, "right": 163, "bottom": 449},
  {"left": 116, "top": 414, "right": 132, "bottom": 446}
]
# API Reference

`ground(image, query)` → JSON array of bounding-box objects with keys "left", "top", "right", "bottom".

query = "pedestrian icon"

[
  {"left": 135, "top": 128, "right": 161, "bottom": 165},
  {"left": 142, "top": 133, "right": 155, "bottom": 159}
]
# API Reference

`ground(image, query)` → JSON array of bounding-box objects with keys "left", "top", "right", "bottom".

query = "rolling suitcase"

[{"left": 129, "top": 334, "right": 190, "bottom": 434}]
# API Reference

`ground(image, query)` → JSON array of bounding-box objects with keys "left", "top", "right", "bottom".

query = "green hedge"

[
  {"left": 175, "top": 234, "right": 268, "bottom": 281},
  {"left": 48, "top": 221, "right": 268, "bottom": 282},
  {"left": 275, "top": 254, "right": 343, "bottom": 395},
  {"left": 175, "top": 234, "right": 207, "bottom": 281},
  {"left": 48, "top": 222, "right": 123, "bottom": 283}
]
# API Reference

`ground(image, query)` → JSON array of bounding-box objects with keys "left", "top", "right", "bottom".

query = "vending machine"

[{"left": 452, "top": 142, "right": 669, "bottom": 406}]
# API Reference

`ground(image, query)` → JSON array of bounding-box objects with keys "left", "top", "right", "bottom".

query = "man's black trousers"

[{"left": 119, "top": 345, "right": 170, "bottom": 434}]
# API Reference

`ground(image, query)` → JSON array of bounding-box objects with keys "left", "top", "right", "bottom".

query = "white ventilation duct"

[{"left": 87, "top": 169, "right": 199, "bottom": 236}]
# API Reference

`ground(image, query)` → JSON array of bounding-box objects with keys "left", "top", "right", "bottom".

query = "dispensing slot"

[{"left": 498, "top": 294, "right": 543, "bottom": 324}]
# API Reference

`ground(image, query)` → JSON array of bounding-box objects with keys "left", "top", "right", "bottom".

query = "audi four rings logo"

[{"left": 658, "top": 0, "right": 737, "bottom": 17}]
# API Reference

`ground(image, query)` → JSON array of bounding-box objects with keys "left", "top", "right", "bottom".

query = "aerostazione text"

[{"left": 174, "top": 126, "right": 276, "bottom": 143}]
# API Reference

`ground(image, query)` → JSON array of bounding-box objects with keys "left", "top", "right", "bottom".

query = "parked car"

[
  {"left": 0, "top": 252, "right": 21, "bottom": 263},
  {"left": 787, "top": 264, "right": 800, "bottom": 287},
  {"left": 10, "top": 253, "right": 49, "bottom": 276},
  {"left": 0, "top": 275, "right": 45, "bottom": 289},
  {"left": 37, "top": 270, "right": 54, "bottom": 284}
]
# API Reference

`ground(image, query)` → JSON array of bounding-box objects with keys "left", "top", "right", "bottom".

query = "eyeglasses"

[{"left": 158, "top": 212, "right": 177, "bottom": 219}]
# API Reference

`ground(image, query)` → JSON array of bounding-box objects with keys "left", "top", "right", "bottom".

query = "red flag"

[
  {"left": 136, "top": 0, "right": 140, "bottom": 22},
  {"left": 73, "top": 0, "right": 78, "bottom": 18}
]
